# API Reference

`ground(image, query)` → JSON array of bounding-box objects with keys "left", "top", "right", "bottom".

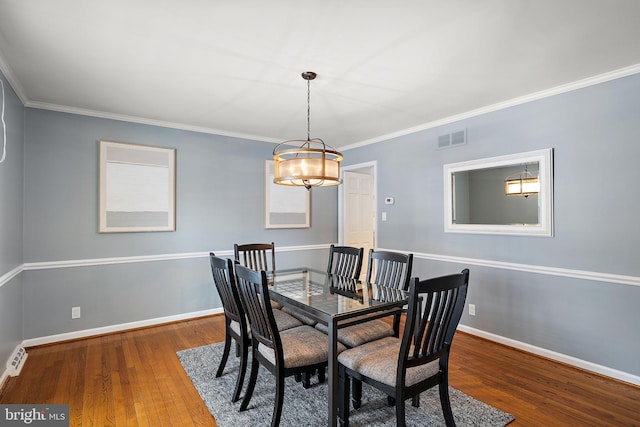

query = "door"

[{"left": 342, "top": 165, "right": 375, "bottom": 279}]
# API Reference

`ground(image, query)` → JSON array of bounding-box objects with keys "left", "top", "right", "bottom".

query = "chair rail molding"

[
  {"left": 0, "top": 264, "right": 23, "bottom": 288},
  {"left": 17, "top": 245, "right": 640, "bottom": 288},
  {"left": 22, "top": 244, "right": 331, "bottom": 271},
  {"left": 378, "top": 248, "right": 640, "bottom": 288}
]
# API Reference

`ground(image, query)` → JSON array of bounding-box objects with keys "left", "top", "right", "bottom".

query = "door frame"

[{"left": 338, "top": 160, "right": 377, "bottom": 249}]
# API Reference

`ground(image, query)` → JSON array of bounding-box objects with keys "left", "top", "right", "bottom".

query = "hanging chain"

[{"left": 307, "top": 78, "right": 311, "bottom": 141}]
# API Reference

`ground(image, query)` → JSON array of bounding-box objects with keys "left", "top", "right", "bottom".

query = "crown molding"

[
  {"left": 24, "top": 100, "right": 282, "bottom": 144},
  {"left": 341, "top": 63, "right": 640, "bottom": 151},
  {"left": 3, "top": 55, "right": 638, "bottom": 151},
  {"left": 0, "top": 51, "right": 28, "bottom": 105}
]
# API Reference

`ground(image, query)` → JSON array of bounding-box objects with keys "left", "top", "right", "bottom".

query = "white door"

[{"left": 342, "top": 166, "right": 375, "bottom": 279}]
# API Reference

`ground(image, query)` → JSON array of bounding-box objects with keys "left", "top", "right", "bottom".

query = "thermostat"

[{"left": 384, "top": 197, "right": 394, "bottom": 205}]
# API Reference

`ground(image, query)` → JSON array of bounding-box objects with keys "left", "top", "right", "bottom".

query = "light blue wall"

[
  {"left": 4, "top": 69, "right": 640, "bottom": 382},
  {"left": 21, "top": 109, "right": 336, "bottom": 339},
  {"left": 344, "top": 73, "right": 640, "bottom": 376},
  {"left": 0, "top": 72, "right": 25, "bottom": 365}
]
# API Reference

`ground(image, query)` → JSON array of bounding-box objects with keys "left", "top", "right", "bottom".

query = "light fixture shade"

[{"left": 273, "top": 138, "right": 343, "bottom": 189}]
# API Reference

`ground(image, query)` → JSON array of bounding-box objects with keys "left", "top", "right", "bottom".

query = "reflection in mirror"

[
  {"left": 444, "top": 149, "right": 553, "bottom": 236},
  {"left": 453, "top": 164, "right": 539, "bottom": 225}
]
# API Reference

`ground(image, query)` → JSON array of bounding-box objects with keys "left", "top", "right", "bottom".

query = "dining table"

[{"left": 267, "top": 267, "right": 409, "bottom": 427}]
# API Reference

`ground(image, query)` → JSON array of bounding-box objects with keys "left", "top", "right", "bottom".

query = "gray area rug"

[{"left": 177, "top": 342, "right": 514, "bottom": 427}]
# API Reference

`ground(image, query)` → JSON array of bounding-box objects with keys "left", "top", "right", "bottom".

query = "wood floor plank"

[{"left": 1, "top": 315, "right": 639, "bottom": 426}]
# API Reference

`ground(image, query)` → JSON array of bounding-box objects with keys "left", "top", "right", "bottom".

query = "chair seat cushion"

[
  {"left": 281, "top": 306, "right": 318, "bottom": 326},
  {"left": 231, "top": 312, "right": 299, "bottom": 338},
  {"left": 272, "top": 309, "right": 303, "bottom": 331},
  {"left": 229, "top": 319, "right": 244, "bottom": 337},
  {"left": 337, "top": 336, "right": 439, "bottom": 387},
  {"left": 259, "top": 325, "right": 346, "bottom": 369},
  {"left": 270, "top": 300, "right": 283, "bottom": 309},
  {"left": 315, "top": 318, "right": 394, "bottom": 347}
]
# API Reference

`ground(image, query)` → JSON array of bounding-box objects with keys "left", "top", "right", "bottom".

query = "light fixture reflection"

[{"left": 505, "top": 164, "right": 540, "bottom": 198}]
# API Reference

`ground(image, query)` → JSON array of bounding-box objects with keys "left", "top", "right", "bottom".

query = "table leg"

[{"left": 328, "top": 317, "right": 338, "bottom": 427}]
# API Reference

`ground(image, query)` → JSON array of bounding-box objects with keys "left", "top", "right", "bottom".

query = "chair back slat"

[
  {"left": 209, "top": 253, "right": 243, "bottom": 324},
  {"left": 234, "top": 264, "right": 279, "bottom": 352},
  {"left": 234, "top": 242, "right": 276, "bottom": 273},
  {"left": 365, "top": 249, "right": 413, "bottom": 290},
  {"left": 422, "top": 289, "right": 457, "bottom": 355},
  {"left": 327, "top": 245, "right": 364, "bottom": 280},
  {"left": 401, "top": 269, "right": 469, "bottom": 371}
]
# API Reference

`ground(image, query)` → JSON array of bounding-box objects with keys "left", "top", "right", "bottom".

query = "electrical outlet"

[
  {"left": 72, "top": 306, "right": 81, "bottom": 319},
  {"left": 469, "top": 304, "right": 476, "bottom": 316}
]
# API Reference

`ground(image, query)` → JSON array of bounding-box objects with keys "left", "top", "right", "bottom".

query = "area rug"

[{"left": 177, "top": 343, "right": 514, "bottom": 427}]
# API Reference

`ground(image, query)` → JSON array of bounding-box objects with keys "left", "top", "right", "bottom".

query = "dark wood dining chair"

[
  {"left": 209, "top": 253, "right": 249, "bottom": 403},
  {"left": 366, "top": 249, "right": 414, "bottom": 291},
  {"left": 317, "top": 249, "right": 413, "bottom": 408},
  {"left": 298, "top": 244, "right": 363, "bottom": 383},
  {"left": 316, "top": 249, "right": 414, "bottom": 348},
  {"left": 234, "top": 242, "right": 282, "bottom": 309},
  {"left": 209, "top": 253, "right": 303, "bottom": 403},
  {"left": 283, "top": 243, "right": 364, "bottom": 329},
  {"left": 338, "top": 269, "right": 470, "bottom": 427},
  {"left": 234, "top": 264, "right": 346, "bottom": 427},
  {"left": 327, "top": 244, "right": 364, "bottom": 280},
  {"left": 234, "top": 242, "right": 276, "bottom": 273}
]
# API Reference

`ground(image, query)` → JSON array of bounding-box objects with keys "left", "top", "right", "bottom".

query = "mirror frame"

[{"left": 443, "top": 148, "right": 553, "bottom": 237}]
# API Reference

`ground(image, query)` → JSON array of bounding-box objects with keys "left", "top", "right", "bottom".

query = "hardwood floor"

[{"left": 1, "top": 315, "right": 639, "bottom": 426}]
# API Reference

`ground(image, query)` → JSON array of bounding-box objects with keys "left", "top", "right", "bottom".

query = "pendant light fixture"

[
  {"left": 504, "top": 163, "right": 540, "bottom": 198},
  {"left": 273, "top": 71, "right": 343, "bottom": 190}
]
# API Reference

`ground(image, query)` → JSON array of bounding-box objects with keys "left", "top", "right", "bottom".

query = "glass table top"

[{"left": 268, "top": 267, "right": 408, "bottom": 319}]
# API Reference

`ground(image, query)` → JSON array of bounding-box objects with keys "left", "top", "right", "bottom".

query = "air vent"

[
  {"left": 7, "top": 347, "right": 28, "bottom": 377},
  {"left": 451, "top": 130, "right": 467, "bottom": 146},
  {"left": 438, "top": 134, "right": 451, "bottom": 149},
  {"left": 437, "top": 129, "right": 467, "bottom": 150}
]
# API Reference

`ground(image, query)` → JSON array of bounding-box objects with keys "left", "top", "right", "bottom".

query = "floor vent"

[
  {"left": 437, "top": 129, "right": 467, "bottom": 149},
  {"left": 7, "top": 347, "right": 28, "bottom": 377}
]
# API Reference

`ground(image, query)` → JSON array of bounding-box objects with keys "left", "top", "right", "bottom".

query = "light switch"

[{"left": 382, "top": 212, "right": 387, "bottom": 221}]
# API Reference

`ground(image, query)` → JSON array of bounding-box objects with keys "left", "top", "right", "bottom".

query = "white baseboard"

[
  {"left": 457, "top": 325, "right": 640, "bottom": 387},
  {"left": 2, "top": 309, "right": 221, "bottom": 389},
  {"left": 0, "top": 369, "right": 6, "bottom": 391},
  {"left": 7, "top": 308, "right": 638, "bottom": 390},
  {"left": 22, "top": 308, "right": 224, "bottom": 348}
]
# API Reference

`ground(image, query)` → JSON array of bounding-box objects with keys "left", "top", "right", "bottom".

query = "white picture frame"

[
  {"left": 264, "top": 160, "right": 310, "bottom": 228},
  {"left": 99, "top": 140, "right": 176, "bottom": 233}
]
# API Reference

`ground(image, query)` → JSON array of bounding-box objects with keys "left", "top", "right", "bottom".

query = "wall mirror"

[{"left": 443, "top": 148, "right": 553, "bottom": 236}]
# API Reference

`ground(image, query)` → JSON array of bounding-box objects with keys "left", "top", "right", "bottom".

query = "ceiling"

[{"left": 1, "top": 0, "right": 640, "bottom": 149}]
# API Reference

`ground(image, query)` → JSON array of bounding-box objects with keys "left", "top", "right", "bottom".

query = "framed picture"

[
  {"left": 264, "top": 160, "right": 310, "bottom": 228},
  {"left": 99, "top": 140, "right": 176, "bottom": 232}
]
